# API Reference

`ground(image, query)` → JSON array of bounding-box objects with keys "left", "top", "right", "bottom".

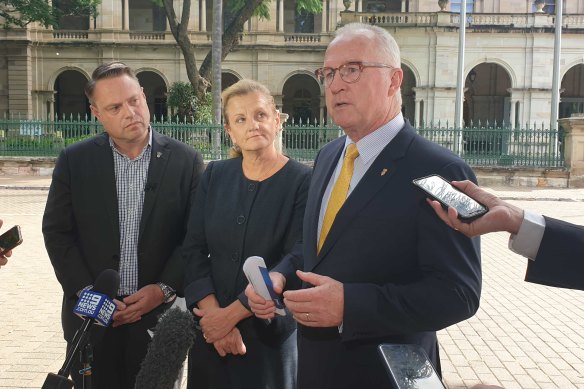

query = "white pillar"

[
  {"left": 124, "top": 0, "right": 129, "bottom": 30},
  {"left": 200, "top": 0, "right": 207, "bottom": 31},
  {"left": 509, "top": 100, "right": 516, "bottom": 129},
  {"left": 401, "top": 0, "right": 407, "bottom": 12},
  {"left": 321, "top": 0, "right": 327, "bottom": 32},
  {"left": 278, "top": 0, "right": 284, "bottom": 32},
  {"left": 357, "top": 0, "right": 362, "bottom": 12},
  {"left": 415, "top": 99, "right": 421, "bottom": 127}
]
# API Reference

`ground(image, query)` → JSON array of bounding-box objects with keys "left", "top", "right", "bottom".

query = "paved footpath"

[{"left": 1, "top": 176, "right": 583, "bottom": 388}]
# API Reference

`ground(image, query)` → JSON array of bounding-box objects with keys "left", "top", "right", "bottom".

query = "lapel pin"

[
  {"left": 156, "top": 152, "right": 162, "bottom": 158},
  {"left": 380, "top": 168, "right": 388, "bottom": 176}
]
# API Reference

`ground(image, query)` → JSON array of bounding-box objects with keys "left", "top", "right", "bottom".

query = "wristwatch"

[{"left": 157, "top": 282, "right": 176, "bottom": 303}]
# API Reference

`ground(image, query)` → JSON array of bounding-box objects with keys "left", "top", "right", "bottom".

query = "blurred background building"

[{"left": 1, "top": 0, "right": 583, "bottom": 127}]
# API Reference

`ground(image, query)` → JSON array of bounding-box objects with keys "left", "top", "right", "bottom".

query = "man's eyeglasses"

[{"left": 315, "top": 62, "right": 395, "bottom": 87}]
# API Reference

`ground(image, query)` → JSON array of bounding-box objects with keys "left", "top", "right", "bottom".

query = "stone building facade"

[{"left": 1, "top": 0, "right": 583, "bottom": 127}]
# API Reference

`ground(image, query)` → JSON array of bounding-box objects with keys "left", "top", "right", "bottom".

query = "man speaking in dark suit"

[
  {"left": 247, "top": 23, "right": 482, "bottom": 388},
  {"left": 42, "top": 62, "right": 204, "bottom": 388},
  {"left": 429, "top": 180, "right": 584, "bottom": 291}
]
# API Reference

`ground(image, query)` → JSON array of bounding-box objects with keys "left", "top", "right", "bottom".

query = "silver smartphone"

[
  {"left": 413, "top": 174, "right": 488, "bottom": 222},
  {"left": 378, "top": 343, "right": 446, "bottom": 389}
]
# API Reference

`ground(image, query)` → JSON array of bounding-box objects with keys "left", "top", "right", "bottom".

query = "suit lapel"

[
  {"left": 312, "top": 125, "right": 416, "bottom": 268},
  {"left": 139, "top": 131, "right": 171, "bottom": 238},
  {"left": 93, "top": 134, "right": 120, "bottom": 240}
]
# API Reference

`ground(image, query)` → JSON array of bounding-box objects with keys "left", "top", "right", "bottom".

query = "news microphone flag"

[{"left": 73, "top": 290, "right": 116, "bottom": 327}]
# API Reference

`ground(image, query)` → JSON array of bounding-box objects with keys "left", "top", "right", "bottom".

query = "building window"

[
  {"left": 451, "top": 0, "right": 474, "bottom": 13},
  {"left": 532, "top": 0, "right": 556, "bottom": 14}
]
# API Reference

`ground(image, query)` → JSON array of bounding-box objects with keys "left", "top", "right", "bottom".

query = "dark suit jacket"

[
  {"left": 42, "top": 130, "right": 204, "bottom": 340},
  {"left": 525, "top": 216, "right": 584, "bottom": 290},
  {"left": 275, "top": 123, "right": 482, "bottom": 389}
]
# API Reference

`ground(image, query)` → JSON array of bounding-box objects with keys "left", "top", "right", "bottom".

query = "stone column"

[
  {"left": 509, "top": 100, "right": 516, "bottom": 129},
  {"left": 123, "top": 0, "right": 129, "bottom": 30},
  {"left": 278, "top": 0, "right": 284, "bottom": 32},
  {"left": 200, "top": 0, "right": 206, "bottom": 31},
  {"left": 320, "top": 0, "right": 327, "bottom": 32},
  {"left": 558, "top": 114, "right": 584, "bottom": 188},
  {"left": 414, "top": 99, "right": 421, "bottom": 127},
  {"left": 402, "top": 0, "right": 407, "bottom": 12}
]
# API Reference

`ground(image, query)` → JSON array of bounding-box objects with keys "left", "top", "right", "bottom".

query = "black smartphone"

[
  {"left": 413, "top": 174, "right": 488, "bottom": 222},
  {"left": 378, "top": 343, "right": 446, "bottom": 389},
  {"left": 0, "top": 225, "right": 23, "bottom": 256}
]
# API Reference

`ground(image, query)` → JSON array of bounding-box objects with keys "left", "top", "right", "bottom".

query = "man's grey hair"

[{"left": 332, "top": 23, "right": 402, "bottom": 107}]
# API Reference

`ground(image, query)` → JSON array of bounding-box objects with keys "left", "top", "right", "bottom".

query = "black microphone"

[
  {"left": 134, "top": 308, "right": 196, "bottom": 389},
  {"left": 145, "top": 183, "right": 157, "bottom": 192},
  {"left": 42, "top": 269, "right": 120, "bottom": 389}
]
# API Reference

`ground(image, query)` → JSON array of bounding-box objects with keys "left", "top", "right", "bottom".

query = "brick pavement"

[{"left": 1, "top": 177, "right": 583, "bottom": 388}]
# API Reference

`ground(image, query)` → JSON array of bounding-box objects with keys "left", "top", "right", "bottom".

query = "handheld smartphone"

[
  {"left": 378, "top": 343, "right": 446, "bottom": 389},
  {"left": 0, "top": 225, "right": 23, "bottom": 256},
  {"left": 412, "top": 174, "right": 488, "bottom": 222}
]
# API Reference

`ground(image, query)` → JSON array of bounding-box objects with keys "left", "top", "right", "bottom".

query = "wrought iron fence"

[{"left": 0, "top": 117, "right": 565, "bottom": 168}]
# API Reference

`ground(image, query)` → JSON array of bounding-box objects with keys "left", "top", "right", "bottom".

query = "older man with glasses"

[{"left": 247, "top": 22, "right": 482, "bottom": 389}]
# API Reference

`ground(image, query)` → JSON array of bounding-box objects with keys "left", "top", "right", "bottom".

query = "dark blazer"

[
  {"left": 525, "top": 216, "right": 584, "bottom": 290},
  {"left": 42, "top": 131, "right": 204, "bottom": 340},
  {"left": 275, "top": 123, "right": 482, "bottom": 389}
]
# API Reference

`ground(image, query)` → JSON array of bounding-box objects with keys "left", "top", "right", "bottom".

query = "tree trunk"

[
  {"left": 162, "top": 0, "right": 208, "bottom": 98},
  {"left": 199, "top": 0, "right": 264, "bottom": 81}
]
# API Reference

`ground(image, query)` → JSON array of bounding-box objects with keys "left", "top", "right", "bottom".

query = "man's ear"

[
  {"left": 388, "top": 68, "right": 404, "bottom": 97},
  {"left": 90, "top": 104, "right": 100, "bottom": 120}
]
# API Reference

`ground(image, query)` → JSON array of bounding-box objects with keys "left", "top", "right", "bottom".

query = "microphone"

[
  {"left": 42, "top": 269, "right": 120, "bottom": 389},
  {"left": 145, "top": 183, "right": 157, "bottom": 192},
  {"left": 134, "top": 308, "right": 196, "bottom": 389}
]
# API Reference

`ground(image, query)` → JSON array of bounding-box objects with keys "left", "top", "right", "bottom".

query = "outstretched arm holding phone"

[
  {"left": 429, "top": 180, "right": 584, "bottom": 291},
  {"left": 0, "top": 219, "right": 14, "bottom": 268}
]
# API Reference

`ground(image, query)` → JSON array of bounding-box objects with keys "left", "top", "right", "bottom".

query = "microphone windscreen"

[
  {"left": 134, "top": 308, "right": 196, "bottom": 389},
  {"left": 93, "top": 269, "right": 120, "bottom": 299}
]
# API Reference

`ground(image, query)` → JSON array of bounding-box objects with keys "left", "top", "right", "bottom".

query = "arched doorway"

[
  {"left": 222, "top": 72, "right": 240, "bottom": 91},
  {"left": 54, "top": 70, "right": 89, "bottom": 119},
  {"left": 282, "top": 74, "right": 321, "bottom": 124},
  {"left": 560, "top": 64, "right": 584, "bottom": 118},
  {"left": 401, "top": 65, "right": 416, "bottom": 125},
  {"left": 137, "top": 71, "right": 167, "bottom": 121},
  {"left": 464, "top": 63, "right": 511, "bottom": 126}
]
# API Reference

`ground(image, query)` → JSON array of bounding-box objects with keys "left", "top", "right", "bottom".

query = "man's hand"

[
  {"left": 212, "top": 327, "right": 247, "bottom": 357},
  {"left": 245, "top": 271, "right": 286, "bottom": 320},
  {"left": 283, "top": 271, "right": 344, "bottom": 327},
  {"left": 0, "top": 220, "right": 12, "bottom": 268},
  {"left": 429, "top": 180, "right": 524, "bottom": 237},
  {"left": 112, "top": 284, "right": 164, "bottom": 327}
]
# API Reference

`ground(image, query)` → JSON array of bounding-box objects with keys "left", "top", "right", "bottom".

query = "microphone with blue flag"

[{"left": 73, "top": 289, "right": 117, "bottom": 326}]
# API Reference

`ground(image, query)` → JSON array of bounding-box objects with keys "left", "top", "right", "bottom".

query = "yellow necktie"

[{"left": 318, "top": 143, "right": 359, "bottom": 254}]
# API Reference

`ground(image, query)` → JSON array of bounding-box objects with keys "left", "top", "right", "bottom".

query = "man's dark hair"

[{"left": 85, "top": 62, "right": 140, "bottom": 103}]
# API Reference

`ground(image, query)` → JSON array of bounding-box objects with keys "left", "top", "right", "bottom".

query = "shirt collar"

[
  {"left": 345, "top": 113, "right": 405, "bottom": 164},
  {"left": 109, "top": 127, "right": 152, "bottom": 160}
]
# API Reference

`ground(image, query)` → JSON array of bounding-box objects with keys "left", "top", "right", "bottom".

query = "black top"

[{"left": 184, "top": 157, "right": 311, "bottom": 311}]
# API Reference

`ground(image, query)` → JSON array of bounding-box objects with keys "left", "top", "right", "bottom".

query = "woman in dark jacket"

[{"left": 183, "top": 79, "right": 310, "bottom": 389}]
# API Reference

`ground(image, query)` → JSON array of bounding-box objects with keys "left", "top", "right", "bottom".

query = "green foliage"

[
  {"left": 295, "top": 0, "right": 322, "bottom": 14},
  {"left": 1, "top": 0, "right": 99, "bottom": 28},
  {"left": 228, "top": 0, "right": 321, "bottom": 21},
  {"left": 167, "top": 82, "right": 213, "bottom": 123}
]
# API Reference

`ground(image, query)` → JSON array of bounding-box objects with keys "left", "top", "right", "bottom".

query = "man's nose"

[{"left": 122, "top": 102, "right": 136, "bottom": 117}]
